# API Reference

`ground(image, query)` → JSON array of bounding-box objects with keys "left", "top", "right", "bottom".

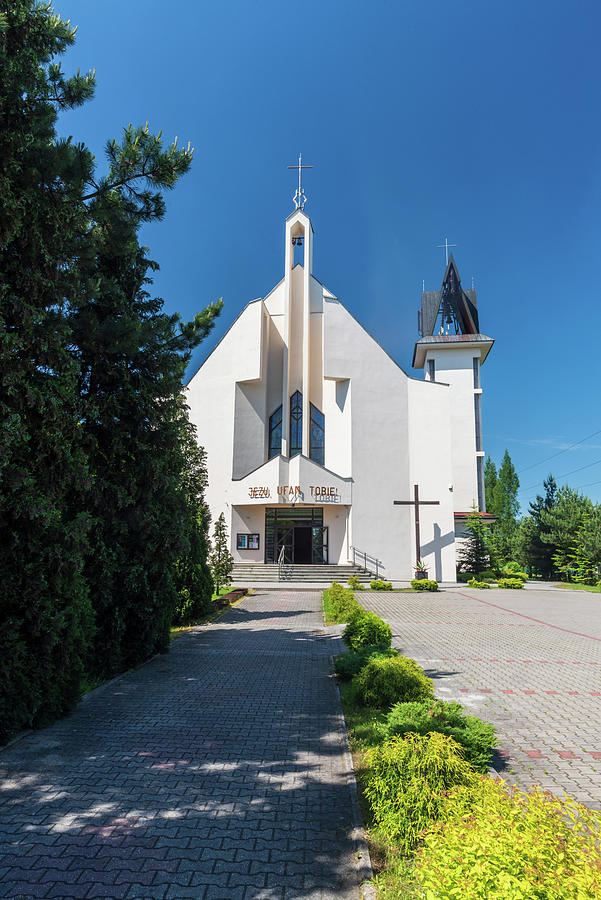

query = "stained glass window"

[
  {"left": 268, "top": 405, "right": 282, "bottom": 459},
  {"left": 310, "top": 403, "right": 325, "bottom": 466},
  {"left": 289, "top": 391, "right": 302, "bottom": 457}
]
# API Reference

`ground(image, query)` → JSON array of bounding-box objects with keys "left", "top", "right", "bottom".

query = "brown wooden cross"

[{"left": 394, "top": 485, "right": 440, "bottom": 566}]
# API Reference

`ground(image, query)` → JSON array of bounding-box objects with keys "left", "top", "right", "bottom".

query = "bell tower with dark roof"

[{"left": 413, "top": 256, "right": 494, "bottom": 516}]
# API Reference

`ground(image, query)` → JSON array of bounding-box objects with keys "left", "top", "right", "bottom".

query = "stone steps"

[{"left": 231, "top": 563, "right": 372, "bottom": 584}]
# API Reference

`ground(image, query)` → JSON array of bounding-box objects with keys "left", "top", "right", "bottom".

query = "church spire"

[{"left": 419, "top": 254, "right": 480, "bottom": 338}]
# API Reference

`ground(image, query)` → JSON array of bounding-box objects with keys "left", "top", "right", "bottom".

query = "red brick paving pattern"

[{"left": 359, "top": 586, "right": 601, "bottom": 808}]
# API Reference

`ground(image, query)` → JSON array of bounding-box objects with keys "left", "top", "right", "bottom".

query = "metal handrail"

[
  {"left": 277, "top": 545, "right": 286, "bottom": 581},
  {"left": 349, "top": 545, "right": 383, "bottom": 578}
]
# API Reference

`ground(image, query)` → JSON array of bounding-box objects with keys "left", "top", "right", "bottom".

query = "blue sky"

[{"left": 58, "top": 0, "right": 601, "bottom": 512}]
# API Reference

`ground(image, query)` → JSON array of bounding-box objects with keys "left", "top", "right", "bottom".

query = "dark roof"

[{"left": 420, "top": 255, "right": 479, "bottom": 337}]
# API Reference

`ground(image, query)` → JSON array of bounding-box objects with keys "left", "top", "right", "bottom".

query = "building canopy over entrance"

[{"left": 265, "top": 507, "right": 328, "bottom": 564}]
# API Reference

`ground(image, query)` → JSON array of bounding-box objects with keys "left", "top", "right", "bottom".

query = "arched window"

[
  {"left": 268, "top": 405, "right": 282, "bottom": 459},
  {"left": 289, "top": 391, "right": 302, "bottom": 457},
  {"left": 310, "top": 403, "right": 325, "bottom": 466}
]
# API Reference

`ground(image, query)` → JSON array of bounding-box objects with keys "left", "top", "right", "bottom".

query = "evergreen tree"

[
  {"left": 0, "top": 1, "right": 95, "bottom": 741},
  {"left": 70, "top": 126, "right": 222, "bottom": 677},
  {"left": 457, "top": 507, "right": 491, "bottom": 575},
  {"left": 487, "top": 450, "right": 520, "bottom": 564},
  {"left": 210, "top": 513, "right": 234, "bottom": 594},
  {"left": 484, "top": 456, "right": 498, "bottom": 514},
  {"left": 540, "top": 486, "right": 592, "bottom": 581},
  {"left": 0, "top": 1, "right": 222, "bottom": 738},
  {"left": 519, "top": 474, "right": 557, "bottom": 578},
  {"left": 173, "top": 427, "right": 214, "bottom": 624}
]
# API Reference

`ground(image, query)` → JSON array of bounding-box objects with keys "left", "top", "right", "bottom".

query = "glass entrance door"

[{"left": 266, "top": 508, "right": 327, "bottom": 563}]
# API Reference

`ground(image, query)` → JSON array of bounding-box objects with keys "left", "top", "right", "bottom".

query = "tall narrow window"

[
  {"left": 310, "top": 403, "right": 325, "bottom": 466},
  {"left": 477, "top": 456, "right": 485, "bottom": 512},
  {"left": 427, "top": 359, "right": 435, "bottom": 382},
  {"left": 289, "top": 391, "right": 302, "bottom": 457},
  {"left": 474, "top": 394, "right": 482, "bottom": 452},
  {"left": 268, "top": 405, "right": 282, "bottom": 459},
  {"left": 473, "top": 357, "right": 480, "bottom": 388}
]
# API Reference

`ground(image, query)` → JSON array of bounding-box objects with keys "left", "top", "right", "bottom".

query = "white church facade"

[{"left": 187, "top": 204, "right": 494, "bottom": 582}]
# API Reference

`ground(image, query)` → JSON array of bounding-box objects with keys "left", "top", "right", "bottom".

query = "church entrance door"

[
  {"left": 266, "top": 507, "right": 328, "bottom": 564},
  {"left": 293, "top": 527, "right": 312, "bottom": 564}
]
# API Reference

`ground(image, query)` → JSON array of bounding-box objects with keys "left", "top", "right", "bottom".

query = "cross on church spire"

[
  {"left": 437, "top": 237, "right": 457, "bottom": 265},
  {"left": 288, "top": 153, "right": 313, "bottom": 210}
]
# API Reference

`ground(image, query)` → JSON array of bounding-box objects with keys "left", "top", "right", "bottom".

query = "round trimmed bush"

[
  {"left": 363, "top": 732, "right": 478, "bottom": 851},
  {"left": 370, "top": 579, "right": 393, "bottom": 591},
  {"left": 497, "top": 577, "right": 524, "bottom": 590},
  {"left": 384, "top": 699, "right": 496, "bottom": 772},
  {"left": 334, "top": 645, "right": 398, "bottom": 680},
  {"left": 411, "top": 579, "right": 438, "bottom": 591},
  {"left": 353, "top": 654, "right": 434, "bottom": 708},
  {"left": 343, "top": 608, "right": 392, "bottom": 651}
]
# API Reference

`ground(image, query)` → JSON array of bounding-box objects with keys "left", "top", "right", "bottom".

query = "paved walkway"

[
  {"left": 360, "top": 586, "right": 601, "bottom": 807},
  {"left": 0, "top": 593, "right": 362, "bottom": 900}
]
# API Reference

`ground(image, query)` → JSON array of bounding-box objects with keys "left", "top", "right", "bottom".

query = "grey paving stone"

[
  {"left": 0, "top": 592, "right": 360, "bottom": 899},
  {"left": 360, "top": 586, "right": 601, "bottom": 808}
]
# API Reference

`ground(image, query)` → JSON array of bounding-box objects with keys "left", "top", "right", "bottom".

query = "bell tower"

[{"left": 413, "top": 255, "right": 494, "bottom": 513}]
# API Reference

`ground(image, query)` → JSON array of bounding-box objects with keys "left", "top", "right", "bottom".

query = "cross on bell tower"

[{"left": 288, "top": 153, "right": 313, "bottom": 210}]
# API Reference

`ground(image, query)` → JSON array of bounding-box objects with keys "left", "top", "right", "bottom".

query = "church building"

[{"left": 186, "top": 180, "right": 494, "bottom": 582}]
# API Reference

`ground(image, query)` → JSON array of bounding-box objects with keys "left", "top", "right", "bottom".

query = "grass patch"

[
  {"left": 553, "top": 582, "right": 601, "bottom": 593},
  {"left": 170, "top": 588, "right": 250, "bottom": 640}
]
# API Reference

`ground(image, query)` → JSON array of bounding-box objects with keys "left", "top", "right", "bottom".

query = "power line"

[
  {"left": 516, "top": 428, "right": 601, "bottom": 476},
  {"left": 518, "top": 456, "right": 601, "bottom": 495}
]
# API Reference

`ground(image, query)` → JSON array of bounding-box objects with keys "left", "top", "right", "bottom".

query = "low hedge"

[
  {"left": 370, "top": 579, "right": 392, "bottom": 591},
  {"left": 411, "top": 578, "right": 438, "bottom": 591},
  {"left": 334, "top": 645, "right": 398, "bottom": 680},
  {"left": 343, "top": 608, "right": 392, "bottom": 651},
  {"left": 352, "top": 654, "right": 433, "bottom": 708},
  {"left": 414, "top": 778, "right": 601, "bottom": 898},
  {"left": 384, "top": 699, "right": 496, "bottom": 772},
  {"left": 323, "top": 582, "right": 360, "bottom": 623},
  {"left": 497, "top": 577, "right": 524, "bottom": 590},
  {"left": 467, "top": 577, "right": 491, "bottom": 589}
]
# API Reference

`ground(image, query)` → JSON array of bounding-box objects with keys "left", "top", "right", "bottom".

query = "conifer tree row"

[{"left": 0, "top": 1, "right": 220, "bottom": 741}]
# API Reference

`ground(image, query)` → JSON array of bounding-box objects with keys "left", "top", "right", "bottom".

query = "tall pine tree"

[
  {"left": 0, "top": 2, "right": 96, "bottom": 740},
  {"left": 71, "top": 124, "right": 222, "bottom": 677}
]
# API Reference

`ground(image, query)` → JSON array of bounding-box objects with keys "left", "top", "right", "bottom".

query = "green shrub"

[
  {"left": 457, "top": 572, "right": 470, "bottom": 582},
  {"left": 384, "top": 699, "right": 496, "bottom": 772},
  {"left": 353, "top": 654, "right": 433, "bottom": 708},
  {"left": 497, "top": 577, "right": 524, "bottom": 589},
  {"left": 323, "top": 582, "right": 360, "bottom": 623},
  {"left": 346, "top": 573, "right": 363, "bottom": 590},
  {"left": 478, "top": 569, "right": 497, "bottom": 581},
  {"left": 414, "top": 778, "right": 601, "bottom": 898},
  {"left": 467, "top": 577, "right": 491, "bottom": 589},
  {"left": 410, "top": 578, "right": 438, "bottom": 591},
  {"left": 370, "top": 579, "right": 392, "bottom": 591},
  {"left": 334, "top": 645, "right": 398, "bottom": 680},
  {"left": 343, "top": 608, "right": 392, "bottom": 651},
  {"left": 363, "top": 732, "right": 478, "bottom": 852}
]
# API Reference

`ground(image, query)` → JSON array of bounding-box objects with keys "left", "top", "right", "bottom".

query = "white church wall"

[
  {"left": 287, "top": 265, "right": 304, "bottom": 394},
  {"left": 323, "top": 506, "right": 349, "bottom": 565},
  {"left": 266, "top": 316, "right": 284, "bottom": 420},
  {"left": 425, "top": 347, "right": 479, "bottom": 513},
  {"left": 407, "top": 378, "right": 457, "bottom": 581},
  {"left": 231, "top": 505, "right": 264, "bottom": 562},
  {"left": 323, "top": 378, "right": 352, "bottom": 477},
  {"left": 323, "top": 299, "right": 415, "bottom": 580},
  {"left": 232, "top": 382, "right": 266, "bottom": 479},
  {"left": 309, "top": 313, "right": 323, "bottom": 411}
]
